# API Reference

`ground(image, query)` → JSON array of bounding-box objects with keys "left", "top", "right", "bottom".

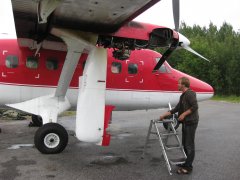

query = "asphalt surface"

[{"left": 0, "top": 100, "right": 240, "bottom": 180}]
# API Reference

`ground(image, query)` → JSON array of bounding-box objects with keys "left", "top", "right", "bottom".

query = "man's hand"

[
  {"left": 179, "top": 109, "right": 192, "bottom": 121},
  {"left": 159, "top": 111, "right": 171, "bottom": 121},
  {"left": 159, "top": 115, "right": 165, "bottom": 121},
  {"left": 178, "top": 114, "right": 185, "bottom": 121}
]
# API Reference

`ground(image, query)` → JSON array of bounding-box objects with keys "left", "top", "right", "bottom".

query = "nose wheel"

[
  {"left": 163, "top": 114, "right": 180, "bottom": 130},
  {"left": 34, "top": 123, "right": 68, "bottom": 154}
]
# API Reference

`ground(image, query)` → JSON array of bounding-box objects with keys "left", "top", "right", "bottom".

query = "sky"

[
  {"left": 0, "top": 0, "right": 240, "bottom": 39},
  {"left": 134, "top": 0, "right": 240, "bottom": 31}
]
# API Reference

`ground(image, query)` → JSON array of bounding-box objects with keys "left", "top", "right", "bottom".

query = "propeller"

[
  {"left": 153, "top": 33, "right": 179, "bottom": 71},
  {"left": 178, "top": 33, "right": 210, "bottom": 62},
  {"left": 172, "top": 0, "right": 180, "bottom": 31},
  {"left": 172, "top": 0, "right": 209, "bottom": 62},
  {"left": 152, "top": 0, "right": 209, "bottom": 72},
  {"left": 152, "top": 0, "right": 180, "bottom": 71}
]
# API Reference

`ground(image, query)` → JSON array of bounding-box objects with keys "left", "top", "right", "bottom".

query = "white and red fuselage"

[{"left": 0, "top": 39, "right": 214, "bottom": 110}]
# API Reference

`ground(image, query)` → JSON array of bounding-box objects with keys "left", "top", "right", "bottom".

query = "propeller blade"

[
  {"left": 153, "top": 35, "right": 179, "bottom": 71},
  {"left": 183, "top": 46, "right": 210, "bottom": 62},
  {"left": 172, "top": 0, "right": 180, "bottom": 31},
  {"left": 153, "top": 54, "right": 167, "bottom": 71}
]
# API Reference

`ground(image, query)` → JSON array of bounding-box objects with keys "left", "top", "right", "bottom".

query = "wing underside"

[{"left": 11, "top": 0, "right": 161, "bottom": 40}]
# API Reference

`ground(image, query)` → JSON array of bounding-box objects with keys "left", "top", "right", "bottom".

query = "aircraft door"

[
  {"left": 125, "top": 60, "right": 144, "bottom": 87},
  {"left": 0, "top": 48, "right": 21, "bottom": 103},
  {"left": 1, "top": 49, "right": 21, "bottom": 83}
]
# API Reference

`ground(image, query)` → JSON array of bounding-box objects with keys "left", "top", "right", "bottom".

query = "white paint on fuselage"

[{"left": 0, "top": 83, "right": 213, "bottom": 111}]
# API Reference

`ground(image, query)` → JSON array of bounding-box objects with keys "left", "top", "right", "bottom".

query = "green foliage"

[
  {"left": 158, "top": 22, "right": 240, "bottom": 96},
  {"left": 212, "top": 95, "right": 240, "bottom": 103}
]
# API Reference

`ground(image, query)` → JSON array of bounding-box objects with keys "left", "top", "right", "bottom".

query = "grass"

[
  {"left": 59, "top": 111, "right": 76, "bottom": 117},
  {"left": 211, "top": 95, "right": 240, "bottom": 103}
]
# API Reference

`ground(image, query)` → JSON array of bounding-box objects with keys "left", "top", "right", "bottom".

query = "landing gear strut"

[
  {"left": 34, "top": 123, "right": 68, "bottom": 154},
  {"left": 29, "top": 115, "right": 43, "bottom": 127}
]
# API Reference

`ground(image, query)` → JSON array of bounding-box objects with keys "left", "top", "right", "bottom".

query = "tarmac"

[{"left": 0, "top": 100, "right": 240, "bottom": 180}]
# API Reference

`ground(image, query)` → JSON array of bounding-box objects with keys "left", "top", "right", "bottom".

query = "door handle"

[
  {"left": 2, "top": 72, "right": 7, "bottom": 77},
  {"left": 35, "top": 74, "right": 40, "bottom": 79}
]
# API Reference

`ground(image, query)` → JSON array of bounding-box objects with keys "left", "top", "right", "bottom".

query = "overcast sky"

[
  {"left": 0, "top": 0, "right": 239, "bottom": 38},
  {"left": 135, "top": 0, "right": 240, "bottom": 31}
]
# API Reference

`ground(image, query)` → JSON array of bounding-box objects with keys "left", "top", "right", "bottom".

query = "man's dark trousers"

[{"left": 182, "top": 122, "right": 198, "bottom": 169}]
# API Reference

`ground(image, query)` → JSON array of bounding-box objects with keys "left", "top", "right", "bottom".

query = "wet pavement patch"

[
  {"left": 117, "top": 133, "right": 132, "bottom": 137},
  {"left": 0, "top": 156, "right": 36, "bottom": 180},
  {"left": 129, "top": 150, "right": 143, "bottom": 154},
  {"left": 150, "top": 157, "right": 162, "bottom": 163},
  {"left": 46, "top": 174, "right": 56, "bottom": 178},
  {"left": 7, "top": 144, "right": 34, "bottom": 150},
  {"left": 90, "top": 155, "right": 129, "bottom": 166}
]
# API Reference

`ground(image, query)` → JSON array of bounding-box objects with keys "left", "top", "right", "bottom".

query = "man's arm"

[
  {"left": 178, "top": 91, "right": 198, "bottom": 121},
  {"left": 186, "top": 91, "right": 198, "bottom": 113},
  {"left": 178, "top": 109, "right": 192, "bottom": 121},
  {"left": 160, "top": 102, "right": 180, "bottom": 120},
  {"left": 160, "top": 111, "right": 172, "bottom": 120}
]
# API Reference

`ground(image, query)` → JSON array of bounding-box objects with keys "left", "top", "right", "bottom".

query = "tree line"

[{"left": 159, "top": 22, "right": 240, "bottom": 96}]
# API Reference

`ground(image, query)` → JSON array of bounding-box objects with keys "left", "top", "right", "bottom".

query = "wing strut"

[{"left": 37, "top": 0, "right": 63, "bottom": 24}]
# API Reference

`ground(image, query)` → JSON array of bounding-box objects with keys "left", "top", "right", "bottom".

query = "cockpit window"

[
  {"left": 111, "top": 62, "right": 122, "bottom": 74},
  {"left": 155, "top": 58, "right": 171, "bottom": 73},
  {"left": 128, "top": 63, "right": 138, "bottom": 74},
  {"left": 159, "top": 64, "right": 167, "bottom": 73}
]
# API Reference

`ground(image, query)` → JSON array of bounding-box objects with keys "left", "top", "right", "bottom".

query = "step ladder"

[{"left": 141, "top": 104, "right": 187, "bottom": 175}]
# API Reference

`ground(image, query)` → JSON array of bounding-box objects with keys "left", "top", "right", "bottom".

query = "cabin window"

[
  {"left": 111, "top": 62, "right": 122, "bottom": 74},
  {"left": 26, "top": 56, "right": 39, "bottom": 69},
  {"left": 128, "top": 63, "right": 138, "bottom": 74},
  {"left": 46, "top": 58, "right": 58, "bottom": 70},
  {"left": 6, "top": 55, "right": 18, "bottom": 68}
]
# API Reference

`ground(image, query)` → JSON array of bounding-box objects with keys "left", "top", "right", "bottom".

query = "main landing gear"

[
  {"left": 29, "top": 115, "right": 43, "bottom": 127},
  {"left": 34, "top": 123, "right": 68, "bottom": 154}
]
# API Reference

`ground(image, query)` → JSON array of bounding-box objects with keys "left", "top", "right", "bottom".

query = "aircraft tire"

[
  {"left": 163, "top": 114, "right": 180, "bottom": 130},
  {"left": 34, "top": 123, "right": 68, "bottom": 154},
  {"left": 31, "top": 115, "right": 43, "bottom": 127}
]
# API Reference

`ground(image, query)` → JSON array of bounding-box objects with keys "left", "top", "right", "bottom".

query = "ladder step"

[
  {"left": 161, "top": 133, "right": 177, "bottom": 136},
  {"left": 154, "top": 120, "right": 174, "bottom": 123},
  {"left": 165, "top": 145, "right": 182, "bottom": 150},
  {"left": 169, "top": 158, "right": 186, "bottom": 165},
  {"left": 150, "top": 132, "right": 158, "bottom": 135}
]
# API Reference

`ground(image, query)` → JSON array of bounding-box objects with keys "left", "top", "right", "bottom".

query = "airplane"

[{"left": 0, "top": 0, "right": 213, "bottom": 154}]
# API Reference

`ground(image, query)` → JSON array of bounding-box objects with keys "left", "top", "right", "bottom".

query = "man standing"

[{"left": 160, "top": 77, "right": 199, "bottom": 174}]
